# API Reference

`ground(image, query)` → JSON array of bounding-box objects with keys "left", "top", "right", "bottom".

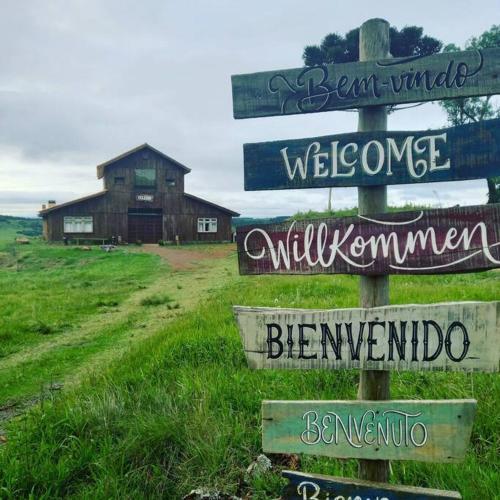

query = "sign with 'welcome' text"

[{"left": 243, "top": 119, "right": 500, "bottom": 190}]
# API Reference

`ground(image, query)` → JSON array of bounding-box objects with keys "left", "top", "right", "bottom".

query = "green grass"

[
  {"left": 0, "top": 265, "right": 498, "bottom": 498},
  {"left": 0, "top": 240, "right": 162, "bottom": 403}
]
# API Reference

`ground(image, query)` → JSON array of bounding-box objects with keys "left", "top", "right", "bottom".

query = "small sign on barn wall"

[
  {"left": 243, "top": 118, "right": 500, "bottom": 191},
  {"left": 237, "top": 204, "right": 500, "bottom": 275},
  {"left": 136, "top": 193, "right": 154, "bottom": 202},
  {"left": 262, "top": 399, "right": 476, "bottom": 463},
  {"left": 234, "top": 302, "right": 500, "bottom": 372},
  {"left": 281, "top": 470, "right": 462, "bottom": 500},
  {"left": 232, "top": 47, "right": 500, "bottom": 119}
]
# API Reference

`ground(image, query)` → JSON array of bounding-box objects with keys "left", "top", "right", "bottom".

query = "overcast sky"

[{"left": 1, "top": 0, "right": 498, "bottom": 217}]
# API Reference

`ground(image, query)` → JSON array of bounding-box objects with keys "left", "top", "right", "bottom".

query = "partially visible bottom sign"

[{"left": 282, "top": 470, "right": 461, "bottom": 499}]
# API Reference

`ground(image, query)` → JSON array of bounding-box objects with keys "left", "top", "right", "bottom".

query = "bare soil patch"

[{"left": 138, "top": 244, "right": 235, "bottom": 270}]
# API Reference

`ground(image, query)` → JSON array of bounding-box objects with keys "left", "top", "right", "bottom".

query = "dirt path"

[{"left": 137, "top": 243, "right": 236, "bottom": 270}]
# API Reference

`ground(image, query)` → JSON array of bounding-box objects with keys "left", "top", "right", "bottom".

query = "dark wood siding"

[{"left": 42, "top": 146, "right": 237, "bottom": 243}]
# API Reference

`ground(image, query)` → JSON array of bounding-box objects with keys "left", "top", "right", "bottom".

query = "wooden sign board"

[
  {"left": 243, "top": 119, "right": 500, "bottom": 191},
  {"left": 236, "top": 204, "right": 500, "bottom": 275},
  {"left": 281, "top": 470, "right": 461, "bottom": 499},
  {"left": 262, "top": 399, "right": 476, "bottom": 462},
  {"left": 234, "top": 302, "right": 500, "bottom": 372},
  {"left": 232, "top": 47, "right": 500, "bottom": 119}
]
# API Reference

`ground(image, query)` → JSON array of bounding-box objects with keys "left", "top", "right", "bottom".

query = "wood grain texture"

[
  {"left": 281, "top": 470, "right": 461, "bottom": 499},
  {"left": 234, "top": 302, "right": 500, "bottom": 372},
  {"left": 232, "top": 47, "right": 500, "bottom": 119},
  {"left": 243, "top": 119, "right": 500, "bottom": 191},
  {"left": 262, "top": 399, "right": 476, "bottom": 462},
  {"left": 236, "top": 204, "right": 500, "bottom": 275}
]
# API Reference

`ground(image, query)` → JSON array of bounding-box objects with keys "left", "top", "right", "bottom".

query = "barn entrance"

[{"left": 128, "top": 208, "right": 163, "bottom": 243}]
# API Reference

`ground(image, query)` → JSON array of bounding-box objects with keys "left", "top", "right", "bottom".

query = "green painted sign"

[{"left": 262, "top": 400, "right": 476, "bottom": 462}]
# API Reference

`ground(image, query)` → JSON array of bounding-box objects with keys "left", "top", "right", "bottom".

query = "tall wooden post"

[{"left": 357, "top": 18, "right": 391, "bottom": 483}]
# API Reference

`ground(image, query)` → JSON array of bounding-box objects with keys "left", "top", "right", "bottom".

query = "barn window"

[
  {"left": 135, "top": 168, "right": 156, "bottom": 187},
  {"left": 114, "top": 176, "right": 125, "bottom": 185},
  {"left": 197, "top": 218, "right": 217, "bottom": 233},
  {"left": 64, "top": 216, "right": 93, "bottom": 233},
  {"left": 165, "top": 177, "right": 176, "bottom": 187}
]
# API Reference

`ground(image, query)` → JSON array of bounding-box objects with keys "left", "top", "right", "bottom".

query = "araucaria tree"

[{"left": 303, "top": 25, "right": 442, "bottom": 66}]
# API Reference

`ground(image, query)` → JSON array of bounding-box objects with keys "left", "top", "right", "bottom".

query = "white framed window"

[
  {"left": 197, "top": 217, "right": 217, "bottom": 233},
  {"left": 64, "top": 216, "right": 93, "bottom": 233}
]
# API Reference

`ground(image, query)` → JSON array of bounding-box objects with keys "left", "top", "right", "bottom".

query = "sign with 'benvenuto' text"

[
  {"left": 232, "top": 47, "right": 500, "bottom": 119},
  {"left": 234, "top": 302, "right": 499, "bottom": 372},
  {"left": 262, "top": 400, "right": 476, "bottom": 463},
  {"left": 243, "top": 119, "right": 500, "bottom": 190},
  {"left": 237, "top": 204, "right": 500, "bottom": 275}
]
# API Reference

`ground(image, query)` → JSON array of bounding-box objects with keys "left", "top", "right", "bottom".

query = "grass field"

[{"left": 0, "top": 234, "right": 498, "bottom": 498}]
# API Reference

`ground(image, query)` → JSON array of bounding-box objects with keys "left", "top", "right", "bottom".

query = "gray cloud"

[{"left": 0, "top": 0, "right": 498, "bottom": 216}]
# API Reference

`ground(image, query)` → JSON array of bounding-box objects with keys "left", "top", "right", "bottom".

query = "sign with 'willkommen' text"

[{"left": 237, "top": 204, "right": 500, "bottom": 275}]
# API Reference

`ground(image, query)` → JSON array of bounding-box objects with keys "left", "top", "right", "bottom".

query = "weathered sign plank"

[
  {"left": 281, "top": 470, "right": 461, "bottom": 499},
  {"left": 236, "top": 204, "right": 500, "bottom": 275},
  {"left": 243, "top": 119, "right": 500, "bottom": 191},
  {"left": 232, "top": 47, "right": 500, "bottom": 119},
  {"left": 262, "top": 400, "right": 476, "bottom": 462},
  {"left": 234, "top": 302, "right": 500, "bottom": 372}
]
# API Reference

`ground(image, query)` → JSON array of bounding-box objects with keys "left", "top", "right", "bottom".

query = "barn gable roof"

[
  {"left": 39, "top": 190, "right": 108, "bottom": 215},
  {"left": 184, "top": 193, "right": 240, "bottom": 216},
  {"left": 96, "top": 143, "right": 191, "bottom": 179}
]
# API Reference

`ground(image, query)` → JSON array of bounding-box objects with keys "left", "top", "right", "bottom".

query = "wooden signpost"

[
  {"left": 237, "top": 204, "right": 500, "bottom": 276},
  {"left": 234, "top": 302, "right": 500, "bottom": 372},
  {"left": 281, "top": 470, "right": 462, "bottom": 499},
  {"left": 243, "top": 118, "right": 500, "bottom": 191},
  {"left": 232, "top": 47, "right": 500, "bottom": 119},
  {"left": 230, "top": 15, "right": 499, "bottom": 498},
  {"left": 262, "top": 399, "right": 476, "bottom": 462}
]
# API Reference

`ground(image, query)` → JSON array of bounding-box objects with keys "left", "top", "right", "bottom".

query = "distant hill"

[
  {"left": 232, "top": 216, "right": 290, "bottom": 228},
  {"left": 0, "top": 215, "right": 42, "bottom": 242},
  {"left": 233, "top": 205, "right": 433, "bottom": 227}
]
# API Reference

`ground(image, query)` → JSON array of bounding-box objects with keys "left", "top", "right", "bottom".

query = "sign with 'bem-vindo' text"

[
  {"left": 232, "top": 47, "right": 500, "bottom": 118},
  {"left": 243, "top": 119, "right": 500, "bottom": 190}
]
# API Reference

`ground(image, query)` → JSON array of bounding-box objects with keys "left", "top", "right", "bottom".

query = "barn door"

[{"left": 128, "top": 209, "right": 163, "bottom": 244}]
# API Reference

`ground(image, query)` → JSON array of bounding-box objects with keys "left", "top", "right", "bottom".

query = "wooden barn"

[{"left": 39, "top": 144, "right": 239, "bottom": 243}]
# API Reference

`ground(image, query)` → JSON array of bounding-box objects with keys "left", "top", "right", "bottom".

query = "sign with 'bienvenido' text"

[
  {"left": 232, "top": 47, "right": 500, "bottom": 119},
  {"left": 281, "top": 470, "right": 462, "bottom": 500},
  {"left": 243, "top": 119, "right": 500, "bottom": 191},
  {"left": 262, "top": 400, "right": 476, "bottom": 463},
  {"left": 237, "top": 204, "right": 500, "bottom": 275},
  {"left": 234, "top": 302, "right": 499, "bottom": 372}
]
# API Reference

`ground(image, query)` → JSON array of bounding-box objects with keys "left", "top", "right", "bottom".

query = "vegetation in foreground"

[{"left": 0, "top": 243, "right": 498, "bottom": 498}]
